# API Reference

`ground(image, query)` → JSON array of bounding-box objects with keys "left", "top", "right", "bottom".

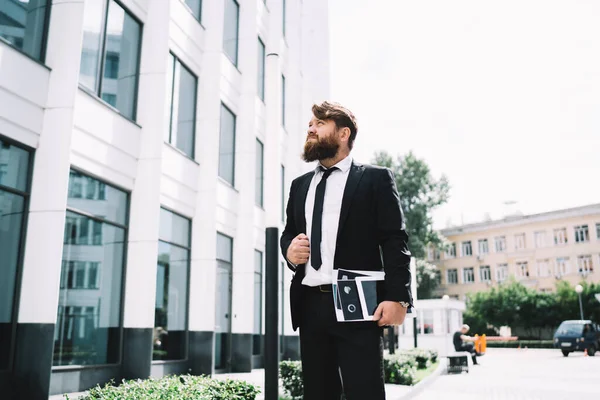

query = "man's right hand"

[{"left": 287, "top": 233, "right": 310, "bottom": 265}]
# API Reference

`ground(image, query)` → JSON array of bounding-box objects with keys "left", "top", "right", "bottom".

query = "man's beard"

[{"left": 302, "top": 134, "right": 340, "bottom": 162}]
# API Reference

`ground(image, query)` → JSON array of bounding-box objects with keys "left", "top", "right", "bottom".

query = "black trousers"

[
  {"left": 299, "top": 288, "right": 385, "bottom": 400},
  {"left": 457, "top": 343, "right": 478, "bottom": 364}
]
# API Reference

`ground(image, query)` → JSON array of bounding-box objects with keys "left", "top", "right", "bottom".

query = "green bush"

[
  {"left": 66, "top": 375, "right": 260, "bottom": 400},
  {"left": 383, "top": 355, "right": 417, "bottom": 385},
  {"left": 486, "top": 340, "right": 554, "bottom": 349},
  {"left": 399, "top": 348, "right": 431, "bottom": 369},
  {"left": 279, "top": 360, "right": 303, "bottom": 400},
  {"left": 278, "top": 349, "right": 434, "bottom": 395}
]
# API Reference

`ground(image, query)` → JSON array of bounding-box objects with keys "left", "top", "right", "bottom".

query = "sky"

[{"left": 328, "top": 0, "right": 600, "bottom": 229}]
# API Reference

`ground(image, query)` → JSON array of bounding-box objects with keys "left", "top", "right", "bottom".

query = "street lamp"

[
  {"left": 575, "top": 284, "right": 584, "bottom": 320},
  {"left": 442, "top": 295, "right": 450, "bottom": 357}
]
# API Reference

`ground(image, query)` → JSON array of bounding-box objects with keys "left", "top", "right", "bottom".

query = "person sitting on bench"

[{"left": 453, "top": 324, "right": 479, "bottom": 365}]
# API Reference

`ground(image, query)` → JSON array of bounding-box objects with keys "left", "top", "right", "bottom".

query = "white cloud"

[{"left": 329, "top": 0, "right": 600, "bottom": 228}]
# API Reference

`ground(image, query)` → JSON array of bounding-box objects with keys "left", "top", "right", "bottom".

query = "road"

[{"left": 413, "top": 348, "right": 600, "bottom": 400}]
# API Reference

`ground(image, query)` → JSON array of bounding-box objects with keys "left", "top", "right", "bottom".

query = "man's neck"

[{"left": 319, "top": 151, "right": 350, "bottom": 169}]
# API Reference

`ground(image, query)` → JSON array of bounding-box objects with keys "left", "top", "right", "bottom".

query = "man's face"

[
  {"left": 461, "top": 328, "right": 469, "bottom": 334},
  {"left": 302, "top": 117, "right": 340, "bottom": 162}
]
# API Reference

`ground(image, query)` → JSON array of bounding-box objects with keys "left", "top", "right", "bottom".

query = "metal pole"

[
  {"left": 265, "top": 227, "right": 280, "bottom": 400},
  {"left": 413, "top": 317, "right": 418, "bottom": 348},
  {"left": 578, "top": 293, "right": 584, "bottom": 320}
]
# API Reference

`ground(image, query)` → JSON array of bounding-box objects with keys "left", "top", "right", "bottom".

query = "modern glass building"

[{"left": 0, "top": 0, "right": 330, "bottom": 398}]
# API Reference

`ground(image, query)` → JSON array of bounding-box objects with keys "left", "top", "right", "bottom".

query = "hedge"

[
  {"left": 65, "top": 375, "right": 260, "bottom": 400},
  {"left": 279, "top": 348, "right": 438, "bottom": 398},
  {"left": 486, "top": 340, "right": 554, "bottom": 349}
]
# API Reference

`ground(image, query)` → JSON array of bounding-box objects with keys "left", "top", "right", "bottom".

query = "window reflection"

[
  {"left": 79, "top": 0, "right": 141, "bottom": 119},
  {"left": 153, "top": 209, "right": 191, "bottom": 361},
  {"left": 0, "top": 138, "right": 30, "bottom": 371},
  {"left": 54, "top": 172, "right": 128, "bottom": 367},
  {"left": 0, "top": 0, "right": 50, "bottom": 61}
]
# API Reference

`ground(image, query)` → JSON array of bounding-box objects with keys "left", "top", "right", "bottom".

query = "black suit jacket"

[{"left": 280, "top": 161, "right": 413, "bottom": 331}]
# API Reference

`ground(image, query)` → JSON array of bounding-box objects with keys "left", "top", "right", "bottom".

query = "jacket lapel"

[
  {"left": 296, "top": 172, "right": 313, "bottom": 234},
  {"left": 337, "top": 162, "right": 365, "bottom": 241}
]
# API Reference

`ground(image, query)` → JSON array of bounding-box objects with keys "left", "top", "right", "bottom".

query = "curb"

[{"left": 395, "top": 358, "right": 446, "bottom": 400}]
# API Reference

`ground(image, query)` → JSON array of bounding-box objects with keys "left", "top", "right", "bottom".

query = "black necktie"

[{"left": 311, "top": 166, "right": 338, "bottom": 270}]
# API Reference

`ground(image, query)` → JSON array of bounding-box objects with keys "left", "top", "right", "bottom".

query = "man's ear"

[{"left": 339, "top": 126, "right": 351, "bottom": 142}]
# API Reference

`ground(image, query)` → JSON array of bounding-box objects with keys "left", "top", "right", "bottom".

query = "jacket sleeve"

[
  {"left": 280, "top": 179, "right": 298, "bottom": 271},
  {"left": 376, "top": 168, "right": 413, "bottom": 305}
]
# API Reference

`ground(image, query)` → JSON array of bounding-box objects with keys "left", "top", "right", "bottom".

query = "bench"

[{"left": 447, "top": 352, "right": 471, "bottom": 374}]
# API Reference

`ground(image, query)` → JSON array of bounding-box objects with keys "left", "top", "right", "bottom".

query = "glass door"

[{"left": 214, "top": 261, "right": 232, "bottom": 372}]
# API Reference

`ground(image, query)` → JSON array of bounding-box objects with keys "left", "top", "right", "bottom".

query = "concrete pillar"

[
  {"left": 14, "top": 1, "right": 86, "bottom": 399},
  {"left": 187, "top": 0, "right": 225, "bottom": 376},
  {"left": 120, "top": 0, "right": 171, "bottom": 381}
]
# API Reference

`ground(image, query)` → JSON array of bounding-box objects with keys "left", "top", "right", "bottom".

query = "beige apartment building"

[{"left": 430, "top": 204, "right": 600, "bottom": 300}]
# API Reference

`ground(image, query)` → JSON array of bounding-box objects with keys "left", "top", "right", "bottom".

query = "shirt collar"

[{"left": 316, "top": 155, "right": 353, "bottom": 174}]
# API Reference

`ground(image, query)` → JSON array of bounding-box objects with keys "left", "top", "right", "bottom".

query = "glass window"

[
  {"left": 281, "top": 75, "right": 286, "bottom": 127},
  {"left": 514, "top": 233, "right": 526, "bottom": 250},
  {"left": 445, "top": 243, "right": 456, "bottom": 258},
  {"left": 447, "top": 269, "right": 458, "bottom": 284},
  {"left": 534, "top": 231, "right": 546, "bottom": 248},
  {"left": 67, "top": 170, "right": 128, "bottom": 225},
  {"left": 554, "top": 228, "right": 567, "bottom": 245},
  {"left": 494, "top": 236, "right": 506, "bottom": 252},
  {"left": 223, "top": 0, "right": 239, "bottom": 65},
  {"left": 54, "top": 172, "right": 128, "bottom": 366},
  {"left": 165, "top": 53, "right": 198, "bottom": 158},
  {"left": 215, "top": 233, "right": 233, "bottom": 370},
  {"left": 0, "top": 138, "right": 30, "bottom": 371},
  {"left": 596, "top": 223, "right": 600, "bottom": 240},
  {"left": 478, "top": 239, "right": 488, "bottom": 255},
  {"left": 537, "top": 259, "right": 550, "bottom": 277},
  {"left": 218, "top": 104, "right": 236, "bottom": 186},
  {"left": 253, "top": 250, "right": 263, "bottom": 356},
  {"left": 463, "top": 267, "right": 475, "bottom": 283},
  {"left": 0, "top": 0, "right": 50, "bottom": 61},
  {"left": 555, "top": 257, "right": 570, "bottom": 277},
  {"left": 159, "top": 207, "right": 190, "bottom": 247},
  {"left": 517, "top": 261, "right": 529, "bottom": 278},
  {"left": 255, "top": 139, "right": 264, "bottom": 207},
  {"left": 574, "top": 225, "right": 589, "bottom": 243},
  {"left": 496, "top": 264, "right": 508, "bottom": 282},
  {"left": 154, "top": 209, "right": 191, "bottom": 361},
  {"left": 461, "top": 241, "right": 472, "bottom": 257},
  {"left": 183, "top": 0, "right": 202, "bottom": 21},
  {"left": 577, "top": 255, "right": 593, "bottom": 276},
  {"left": 79, "top": 0, "right": 141, "bottom": 120},
  {"left": 480, "top": 266, "right": 491, "bottom": 282},
  {"left": 257, "top": 38, "right": 265, "bottom": 101},
  {"left": 0, "top": 141, "right": 29, "bottom": 191}
]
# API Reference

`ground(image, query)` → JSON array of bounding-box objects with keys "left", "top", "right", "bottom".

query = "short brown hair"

[{"left": 312, "top": 101, "right": 358, "bottom": 150}]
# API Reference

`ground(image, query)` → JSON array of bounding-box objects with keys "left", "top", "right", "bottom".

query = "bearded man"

[{"left": 280, "top": 101, "right": 413, "bottom": 400}]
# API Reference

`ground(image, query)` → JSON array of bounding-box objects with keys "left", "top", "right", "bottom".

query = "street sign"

[{"left": 595, "top": 294, "right": 600, "bottom": 303}]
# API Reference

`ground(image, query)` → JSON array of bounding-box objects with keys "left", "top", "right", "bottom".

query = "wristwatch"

[{"left": 398, "top": 302, "right": 410, "bottom": 308}]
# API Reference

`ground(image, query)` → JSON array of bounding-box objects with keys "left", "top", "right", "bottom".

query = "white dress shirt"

[{"left": 302, "top": 155, "right": 352, "bottom": 286}]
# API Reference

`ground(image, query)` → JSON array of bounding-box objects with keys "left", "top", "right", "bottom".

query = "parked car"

[{"left": 553, "top": 320, "right": 600, "bottom": 357}]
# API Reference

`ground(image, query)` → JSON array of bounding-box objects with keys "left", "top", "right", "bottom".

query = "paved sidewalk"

[{"left": 413, "top": 349, "right": 600, "bottom": 400}]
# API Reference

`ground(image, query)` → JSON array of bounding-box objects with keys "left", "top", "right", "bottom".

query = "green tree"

[
  {"left": 464, "top": 280, "right": 600, "bottom": 337},
  {"left": 415, "top": 259, "right": 441, "bottom": 300},
  {"left": 372, "top": 151, "right": 450, "bottom": 258},
  {"left": 372, "top": 150, "right": 450, "bottom": 299}
]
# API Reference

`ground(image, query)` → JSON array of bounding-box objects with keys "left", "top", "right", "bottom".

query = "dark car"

[{"left": 553, "top": 320, "right": 600, "bottom": 357}]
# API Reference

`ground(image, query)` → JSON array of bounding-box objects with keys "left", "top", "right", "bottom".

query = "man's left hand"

[{"left": 373, "top": 301, "right": 408, "bottom": 327}]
